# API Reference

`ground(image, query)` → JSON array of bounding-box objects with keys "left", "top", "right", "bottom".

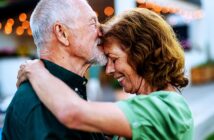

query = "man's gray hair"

[{"left": 30, "top": 0, "right": 82, "bottom": 55}]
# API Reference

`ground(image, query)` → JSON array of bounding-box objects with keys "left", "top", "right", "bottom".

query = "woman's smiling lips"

[{"left": 115, "top": 76, "right": 125, "bottom": 86}]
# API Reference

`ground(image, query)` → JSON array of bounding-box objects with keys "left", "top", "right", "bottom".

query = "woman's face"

[{"left": 104, "top": 38, "right": 143, "bottom": 93}]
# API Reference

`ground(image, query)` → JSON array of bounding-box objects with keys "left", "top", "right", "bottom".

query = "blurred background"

[{"left": 0, "top": 0, "right": 214, "bottom": 140}]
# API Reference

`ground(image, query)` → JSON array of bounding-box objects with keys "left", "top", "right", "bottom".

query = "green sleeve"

[{"left": 116, "top": 91, "right": 193, "bottom": 140}]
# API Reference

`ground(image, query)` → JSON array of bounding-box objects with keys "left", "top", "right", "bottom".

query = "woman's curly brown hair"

[{"left": 103, "top": 8, "right": 188, "bottom": 91}]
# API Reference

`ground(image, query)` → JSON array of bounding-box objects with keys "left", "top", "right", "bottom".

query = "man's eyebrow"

[
  {"left": 89, "top": 16, "right": 96, "bottom": 20},
  {"left": 90, "top": 13, "right": 98, "bottom": 21}
]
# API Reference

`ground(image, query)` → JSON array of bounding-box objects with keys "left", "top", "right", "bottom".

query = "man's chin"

[
  {"left": 98, "top": 56, "right": 107, "bottom": 66},
  {"left": 92, "top": 59, "right": 107, "bottom": 66},
  {"left": 90, "top": 55, "right": 107, "bottom": 66},
  {"left": 91, "top": 45, "right": 107, "bottom": 65}
]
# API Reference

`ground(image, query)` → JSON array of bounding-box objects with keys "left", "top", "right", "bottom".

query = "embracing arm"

[{"left": 18, "top": 60, "right": 132, "bottom": 138}]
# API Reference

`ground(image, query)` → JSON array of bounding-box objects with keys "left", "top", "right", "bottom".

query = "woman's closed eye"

[
  {"left": 109, "top": 57, "right": 118, "bottom": 64},
  {"left": 112, "top": 58, "right": 117, "bottom": 64}
]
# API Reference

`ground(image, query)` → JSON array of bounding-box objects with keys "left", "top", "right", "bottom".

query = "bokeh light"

[
  {"left": 27, "top": 28, "right": 32, "bottom": 36},
  {"left": 16, "top": 26, "right": 24, "bottom": 36},
  {"left": 0, "top": 22, "right": 2, "bottom": 30},
  {"left": 145, "top": 2, "right": 154, "bottom": 9},
  {"left": 22, "top": 21, "right": 30, "bottom": 29},
  {"left": 7, "top": 18, "right": 14, "bottom": 26},
  {"left": 153, "top": 4, "right": 162, "bottom": 13},
  {"left": 104, "top": 6, "right": 114, "bottom": 17},
  {"left": 4, "top": 25, "right": 13, "bottom": 35},
  {"left": 161, "top": 7, "right": 169, "bottom": 14},
  {"left": 19, "top": 13, "right": 27, "bottom": 22}
]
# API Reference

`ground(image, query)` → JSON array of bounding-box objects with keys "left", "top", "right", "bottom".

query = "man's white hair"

[{"left": 30, "top": 0, "right": 83, "bottom": 56}]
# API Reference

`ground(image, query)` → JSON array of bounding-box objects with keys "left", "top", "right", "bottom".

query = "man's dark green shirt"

[{"left": 2, "top": 60, "right": 105, "bottom": 140}]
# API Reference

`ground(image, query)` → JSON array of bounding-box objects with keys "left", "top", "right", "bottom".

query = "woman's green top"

[{"left": 113, "top": 91, "right": 193, "bottom": 140}]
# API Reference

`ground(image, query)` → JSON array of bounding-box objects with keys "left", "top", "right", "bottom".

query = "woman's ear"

[{"left": 53, "top": 22, "right": 70, "bottom": 46}]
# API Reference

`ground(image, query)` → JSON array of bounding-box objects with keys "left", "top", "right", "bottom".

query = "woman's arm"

[{"left": 17, "top": 60, "right": 132, "bottom": 138}]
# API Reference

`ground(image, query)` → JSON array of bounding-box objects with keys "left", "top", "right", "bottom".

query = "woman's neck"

[{"left": 137, "top": 80, "right": 176, "bottom": 95}]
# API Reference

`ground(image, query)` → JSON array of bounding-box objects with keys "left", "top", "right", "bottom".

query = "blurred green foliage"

[
  {"left": 206, "top": 134, "right": 214, "bottom": 140},
  {"left": 197, "top": 61, "right": 214, "bottom": 68}
]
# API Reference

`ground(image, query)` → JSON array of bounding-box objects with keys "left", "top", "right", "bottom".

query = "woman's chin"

[
  {"left": 123, "top": 87, "right": 131, "bottom": 94},
  {"left": 123, "top": 86, "right": 139, "bottom": 94}
]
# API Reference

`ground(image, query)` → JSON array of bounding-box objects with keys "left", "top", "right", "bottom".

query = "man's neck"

[{"left": 41, "top": 53, "right": 91, "bottom": 77}]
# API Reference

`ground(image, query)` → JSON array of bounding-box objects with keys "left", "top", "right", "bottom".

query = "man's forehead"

[
  {"left": 92, "top": 11, "right": 98, "bottom": 19},
  {"left": 85, "top": 11, "right": 98, "bottom": 21}
]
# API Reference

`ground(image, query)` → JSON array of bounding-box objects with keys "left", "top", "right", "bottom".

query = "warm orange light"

[
  {"left": 95, "top": 11, "right": 99, "bottom": 17},
  {"left": 145, "top": 2, "right": 154, "bottom": 9},
  {"left": 19, "top": 13, "right": 27, "bottom": 22},
  {"left": 104, "top": 6, "right": 114, "bottom": 17},
  {"left": 161, "top": 7, "right": 169, "bottom": 14},
  {"left": 16, "top": 26, "right": 24, "bottom": 36},
  {"left": 169, "top": 8, "right": 178, "bottom": 14},
  {"left": 27, "top": 28, "right": 32, "bottom": 36},
  {"left": 7, "top": 18, "right": 14, "bottom": 26},
  {"left": 0, "top": 22, "right": 2, "bottom": 30},
  {"left": 22, "top": 21, "right": 30, "bottom": 29},
  {"left": 138, "top": 3, "right": 146, "bottom": 8},
  {"left": 195, "top": 10, "right": 203, "bottom": 19},
  {"left": 173, "top": 8, "right": 179, "bottom": 13},
  {"left": 168, "top": 8, "right": 173, "bottom": 13},
  {"left": 136, "top": 0, "right": 146, "bottom": 4},
  {"left": 4, "top": 25, "right": 12, "bottom": 35},
  {"left": 153, "top": 4, "right": 162, "bottom": 13}
]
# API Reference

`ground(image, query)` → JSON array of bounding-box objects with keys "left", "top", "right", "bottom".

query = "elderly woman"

[{"left": 17, "top": 8, "right": 193, "bottom": 139}]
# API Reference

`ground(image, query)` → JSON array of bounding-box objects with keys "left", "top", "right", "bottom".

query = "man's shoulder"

[
  {"left": 7, "top": 81, "right": 41, "bottom": 121},
  {"left": 12, "top": 81, "right": 40, "bottom": 105},
  {"left": 4, "top": 82, "right": 106, "bottom": 140}
]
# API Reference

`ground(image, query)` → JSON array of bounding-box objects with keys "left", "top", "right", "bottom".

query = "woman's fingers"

[
  {"left": 16, "top": 64, "right": 27, "bottom": 87},
  {"left": 16, "top": 59, "right": 45, "bottom": 88},
  {"left": 16, "top": 73, "right": 27, "bottom": 88}
]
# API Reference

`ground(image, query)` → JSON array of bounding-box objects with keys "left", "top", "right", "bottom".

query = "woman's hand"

[{"left": 16, "top": 59, "right": 45, "bottom": 87}]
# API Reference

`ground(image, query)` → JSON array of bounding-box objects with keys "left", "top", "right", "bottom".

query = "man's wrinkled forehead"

[
  {"left": 85, "top": 6, "right": 97, "bottom": 19},
  {"left": 76, "top": 0, "right": 93, "bottom": 11}
]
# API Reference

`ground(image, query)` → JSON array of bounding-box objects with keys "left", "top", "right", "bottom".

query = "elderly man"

[{"left": 2, "top": 0, "right": 106, "bottom": 139}]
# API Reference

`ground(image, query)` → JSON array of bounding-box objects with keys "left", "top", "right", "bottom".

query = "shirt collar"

[{"left": 42, "top": 59, "right": 88, "bottom": 99}]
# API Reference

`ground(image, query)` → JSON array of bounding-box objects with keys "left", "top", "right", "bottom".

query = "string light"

[
  {"left": 104, "top": 6, "right": 114, "bottom": 16},
  {"left": 4, "top": 25, "right": 12, "bottom": 35},
  {"left": 19, "top": 13, "right": 27, "bottom": 22},
  {"left": 153, "top": 4, "right": 162, "bottom": 13},
  {"left": 7, "top": 18, "right": 14, "bottom": 26},
  {"left": 136, "top": 0, "right": 147, "bottom": 4},
  {"left": 145, "top": 2, "right": 153, "bottom": 9},
  {"left": 27, "top": 28, "right": 32, "bottom": 36},
  {"left": 1, "top": 3, "right": 203, "bottom": 36},
  {"left": 161, "top": 7, "right": 169, "bottom": 14},
  {"left": 22, "top": 20, "right": 30, "bottom": 29},
  {"left": 138, "top": 3, "right": 147, "bottom": 8},
  {"left": 16, "top": 26, "right": 24, "bottom": 36},
  {"left": 136, "top": 1, "right": 203, "bottom": 21}
]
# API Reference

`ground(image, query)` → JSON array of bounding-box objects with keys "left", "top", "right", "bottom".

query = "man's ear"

[{"left": 53, "top": 22, "right": 70, "bottom": 46}]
